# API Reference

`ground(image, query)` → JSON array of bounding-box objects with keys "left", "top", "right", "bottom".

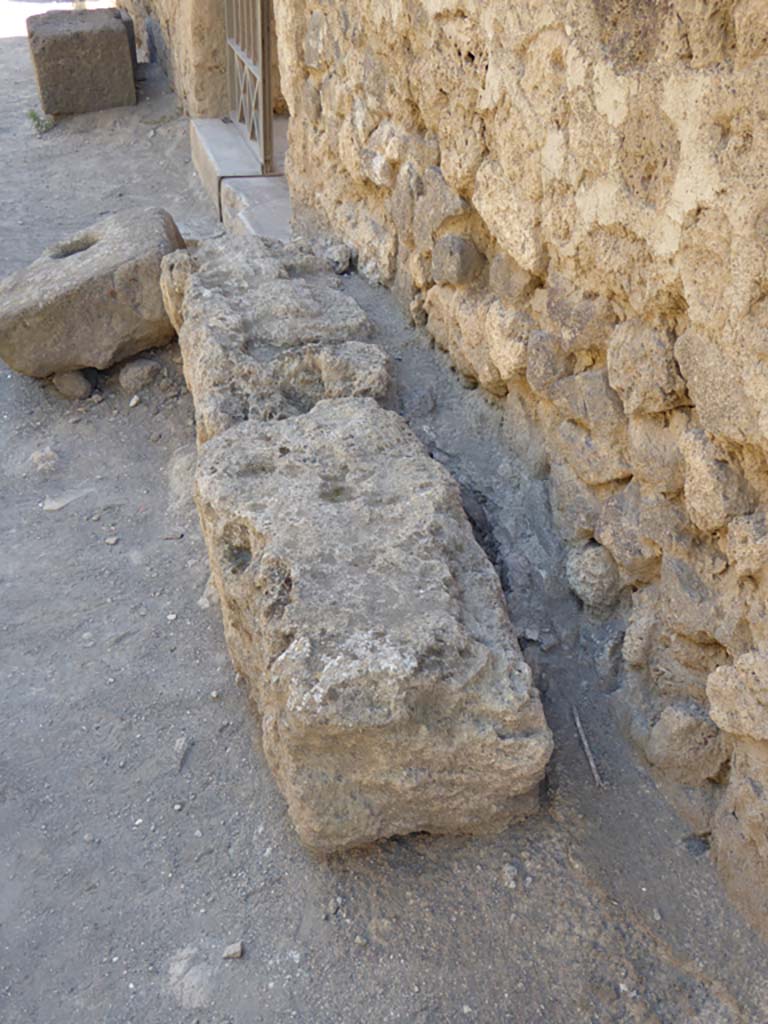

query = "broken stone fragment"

[
  {"left": 0, "top": 208, "right": 184, "bottom": 377},
  {"left": 195, "top": 397, "right": 552, "bottom": 851},
  {"left": 161, "top": 235, "right": 389, "bottom": 443}
]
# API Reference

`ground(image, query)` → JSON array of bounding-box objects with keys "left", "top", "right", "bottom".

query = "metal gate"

[{"left": 225, "top": 0, "right": 274, "bottom": 174}]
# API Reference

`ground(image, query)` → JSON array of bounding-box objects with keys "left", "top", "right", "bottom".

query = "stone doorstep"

[
  {"left": 190, "top": 117, "right": 290, "bottom": 224},
  {"left": 220, "top": 177, "right": 292, "bottom": 242}
]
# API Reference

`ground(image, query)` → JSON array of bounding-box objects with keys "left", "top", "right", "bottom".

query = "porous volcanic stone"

[
  {"left": 0, "top": 208, "right": 184, "bottom": 377},
  {"left": 27, "top": 9, "right": 136, "bottom": 117},
  {"left": 195, "top": 397, "right": 552, "bottom": 851},
  {"left": 162, "top": 235, "right": 389, "bottom": 443}
]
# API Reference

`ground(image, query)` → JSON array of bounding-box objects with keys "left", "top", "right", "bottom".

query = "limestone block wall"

[{"left": 272, "top": 0, "right": 768, "bottom": 933}]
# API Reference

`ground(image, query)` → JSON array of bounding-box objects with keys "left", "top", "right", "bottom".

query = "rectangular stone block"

[
  {"left": 27, "top": 10, "right": 136, "bottom": 117},
  {"left": 195, "top": 397, "right": 552, "bottom": 851}
]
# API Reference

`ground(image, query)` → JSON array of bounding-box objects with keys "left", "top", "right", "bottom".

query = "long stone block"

[
  {"left": 27, "top": 10, "right": 136, "bottom": 117},
  {"left": 0, "top": 208, "right": 184, "bottom": 377},
  {"left": 195, "top": 397, "right": 553, "bottom": 851},
  {"left": 161, "top": 235, "right": 389, "bottom": 443}
]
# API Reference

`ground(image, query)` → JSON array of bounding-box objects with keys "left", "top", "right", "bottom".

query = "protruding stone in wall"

[
  {"left": 565, "top": 541, "right": 622, "bottom": 612},
  {"left": 679, "top": 429, "right": 753, "bottom": 534},
  {"left": 607, "top": 320, "right": 687, "bottom": 416},
  {"left": 196, "top": 397, "right": 553, "bottom": 851},
  {"left": 643, "top": 703, "right": 729, "bottom": 786},
  {"left": 160, "top": 235, "right": 390, "bottom": 443},
  {"left": 708, "top": 650, "right": 768, "bottom": 742},
  {"left": 413, "top": 168, "right": 468, "bottom": 253},
  {"left": 431, "top": 235, "right": 485, "bottom": 286}
]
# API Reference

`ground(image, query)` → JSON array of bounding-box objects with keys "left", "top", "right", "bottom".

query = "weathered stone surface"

[
  {"left": 117, "top": 0, "right": 230, "bottom": 117},
  {"left": 0, "top": 208, "right": 183, "bottom": 377},
  {"left": 708, "top": 650, "right": 768, "bottom": 742},
  {"left": 643, "top": 703, "right": 729, "bottom": 786},
  {"left": 679, "top": 429, "right": 753, "bottom": 534},
  {"left": 196, "top": 398, "right": 552, "bottom": 851},
  {"left": 431, "top": 236, "right": 484, "bottom": 286},
  {"left": 271, "top": 0, "right": 768, "bottom": 931},
  {"left": 161, "top": 235, "right": 390, "bottom": 443},
  {"left": 27, "top": 10, "right": 136, "bottom": 117},
  {"left": 712, "top": 740, "right": 768, "bottom": 936},
  {"left": 607, "top": 321, "right": 687, "bottom": 416}
]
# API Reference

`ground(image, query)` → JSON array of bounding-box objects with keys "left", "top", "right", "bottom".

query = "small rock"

[
  {"left": 210, "top": 690, "right": 220, "bottom": 700},
  {"left": 501, "top": 863, "right": 518, "bottom": 890},
  {"left": 128, "top": 394, "right": 141, "bottom": 408},
  {"left": 222, "top": 941, "right": 243, "bottom": 960},
  {"left": 51, "top": 369, "right": 92, "bottom": 400},
  {"left": 119, "top": 357, "right": 161, "bottom": 394},
  {"left": 105, "top": 536, "right": 119, "bottom": 546},
  {"left": 30, "top": 446, "right": 58, "bottom": 473},
  {"left": 324, "top": 242, "right": 352, "bottom": 275},
  {"left": 174, "top": 735, "right": 192, "bottom": 770}
]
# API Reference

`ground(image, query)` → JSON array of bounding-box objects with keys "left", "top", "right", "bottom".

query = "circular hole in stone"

[{"left": 49, "top": 235, "right": 97, "bottom": 260}]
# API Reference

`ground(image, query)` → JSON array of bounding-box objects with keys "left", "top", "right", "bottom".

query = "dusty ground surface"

[{"left": 2, "top": 17, "right": 768, "bottom": 1024}]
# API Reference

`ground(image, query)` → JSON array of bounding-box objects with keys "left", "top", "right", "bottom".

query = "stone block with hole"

[
  {"left": 27, "top": 9, "right": 136, "bottom": 117},
  {"left": 0, "top": 208, "right": 185, "bottom": 377}
]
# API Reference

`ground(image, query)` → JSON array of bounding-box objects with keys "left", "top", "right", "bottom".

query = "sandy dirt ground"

[{"left": 2, "top": 17, "right": 768, "bottom": 1024}]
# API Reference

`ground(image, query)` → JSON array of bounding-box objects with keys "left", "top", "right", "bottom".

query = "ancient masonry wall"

[
  {"left": 116, "top": 0, "right": 228, "bottom": 116},
  {"left": 116, "top": 0, "right": 286, "bottom": 118},
  {"left": 272, "top": 0, "right": 768, "bottom": 932}
]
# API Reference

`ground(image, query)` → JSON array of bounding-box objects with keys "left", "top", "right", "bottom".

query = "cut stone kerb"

[
  {"left": 162, "top": 235, "right": 390, "bottom": 443},
  {"left": 195, "top": 397, "right": 553, "bottom": 851},
  {"left": 0, "top": 208, "right": 185, "bottom": 377},
  {"left": 27, "top": 9, "right": 136, "bottom": 117}
]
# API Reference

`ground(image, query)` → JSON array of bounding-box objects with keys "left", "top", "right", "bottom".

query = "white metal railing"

[{"left": 225, "top": 0, "right": 274, "bottom": 174}]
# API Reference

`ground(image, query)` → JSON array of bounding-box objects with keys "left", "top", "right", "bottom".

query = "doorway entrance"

[{"left": 224, "top": 0, "right": 283, "bottom": 175}]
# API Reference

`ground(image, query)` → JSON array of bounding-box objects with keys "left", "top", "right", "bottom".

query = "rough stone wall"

[
  {"left": 117, "top": 0, "right": 228, "bottom": 116},
  {"left": 117, "top": 0, "right": 287, "bottom": 118},
  {"left": 272, "top": 0, "right": 768, "bottom": 933}
]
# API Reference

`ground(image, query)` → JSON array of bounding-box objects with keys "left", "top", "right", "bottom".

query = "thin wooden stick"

[{"left": 572, "top": 707, "right": 606, "bottom": 788}]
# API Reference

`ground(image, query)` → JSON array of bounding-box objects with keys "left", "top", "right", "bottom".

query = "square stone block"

[{"left": 27, "top": 9, "right": 136, "bottom": 117}]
